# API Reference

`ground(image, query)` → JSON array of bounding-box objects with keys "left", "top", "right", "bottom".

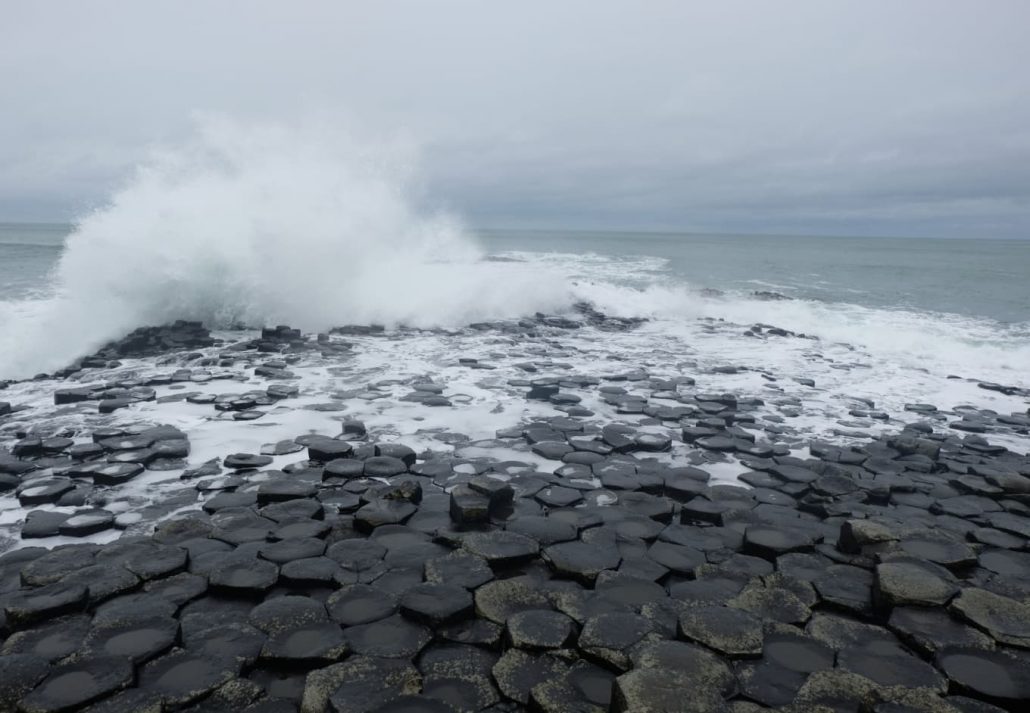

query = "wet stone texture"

[{"left": 0, "top": 315, "right": 1029, "bottom": 711}]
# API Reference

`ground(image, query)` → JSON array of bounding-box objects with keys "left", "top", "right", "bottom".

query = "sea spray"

[
  {"left": 0, "top": 119, "right": 574, "bottom": 379},
  {"left": 0, "top": 119, "right": 1027, "bottom": 388}
]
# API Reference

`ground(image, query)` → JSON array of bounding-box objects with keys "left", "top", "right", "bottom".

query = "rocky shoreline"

[{"left": 1, "top": 314, "right": 1029, "bottom": 712}]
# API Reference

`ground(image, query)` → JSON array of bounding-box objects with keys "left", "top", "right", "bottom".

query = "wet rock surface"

[{"left": 0, "top": 316, "right": 1029, "bottom": 710}]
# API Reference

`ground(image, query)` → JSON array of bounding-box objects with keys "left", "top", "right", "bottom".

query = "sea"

[{"left": 1, "top": 220, "right": 1028, "bottom": 384}]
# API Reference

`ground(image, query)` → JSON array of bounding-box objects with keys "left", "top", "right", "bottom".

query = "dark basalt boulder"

[
  {"left": 81, "top": 617, "right": 179, "bottom": 664},
  {"left": 390, "top": 581, "right": 472, "bottom": 628},
  {"left": 209, "top": 557, "right": 279, "bottom": 595},
  {"left": 342, "top": 614, "right": 431, "bottom": 658},
  {"left": 424, "top": 551, "right": 494, "bottom": 590},
  {"left": 327, "top": 584, "right": 398, "bottom": 627},
  {"left": 0, "top": 654, "right": 50, "bottom": 709},
  {"left": 4, "top": 581, "right": 89, "bottom": 626},
  {"left": 306, "top": 437, "right": 354, "bottom": 463},
  {"left": 21, "top": 511, "right": 72, "bottom": 539},
  {"left": 18, "top": 656, "right": 134, "bottom": 713},
  {"left": 543, "top": 540, "right": 621, "bottom": 583},
  {"left": 363, "top": 456, "right": 408, "bottom": 477},
  {"left": 461, "top": 531, "right": 539, "bottom": 566},
  {"left": 317, "top": 656, "right": 421, "bottom": 713},
  {"left": 58, "top": 510, "right": 116, "bottom": 537},
  {"left": 137, "top": 649, "right": 237, "bottom": 707},
  {"left": 474, "top": 578, "right": 552, "bottom": 625},
  {"left": 223, "top": 453, "right": 273, "bottom": 470},
  {"left": 0, "top": 614, "right": 90, "bottom": 662},
  {"left": 506, "top": 610, "right": 576, "bottom": 651},
  {"left": 611, "top": 667, "right": 728, "bottom": 713},
  {"left": 678, "top": 606, "right": 764, "bottom": 657},
  {"left": 873, "top": 559, "right": 959, "bottom": 609},
  {"left": 492, "top": 649, "right": 569, "bottom": 705},
  {"left": 936, "top": 646, "right": 1030, "bottom": 704},
  {"left": 950, "top": 588, "right": 1030, "bottom": 648},
  {"left": 260, "top": 622, "right": 349, "bottom": 665},
  {"left": 887, "top": 606, "right": 995, "bottom": 656}
]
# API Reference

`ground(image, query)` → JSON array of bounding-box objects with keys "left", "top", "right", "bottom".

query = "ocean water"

[
  {"left": 1, "top": 222, "right": 1029, "bottom": 385},
  {"left": 0, "top": 122, "right": 1027, "bottom": 393}
]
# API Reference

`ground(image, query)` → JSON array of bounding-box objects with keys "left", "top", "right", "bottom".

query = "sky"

[{"left": 1, "top": 0, "right": 1028, "bottom": 238}]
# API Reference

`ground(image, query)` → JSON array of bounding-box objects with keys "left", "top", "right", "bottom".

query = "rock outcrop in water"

[{"left": 0, "top": 314, "right": 1028, "bottom": 711}]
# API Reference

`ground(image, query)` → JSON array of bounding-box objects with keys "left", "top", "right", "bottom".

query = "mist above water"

[{"left": 0, "top": 120, "right": 574, "bottom": 378}]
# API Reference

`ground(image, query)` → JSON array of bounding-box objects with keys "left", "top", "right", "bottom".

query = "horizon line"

[{"left": 1, "top": 219, "right": 1027, "bottom": 242}]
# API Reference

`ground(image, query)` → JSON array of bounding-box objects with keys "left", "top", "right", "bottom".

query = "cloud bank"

[{"left": 1, "top": 0, "right": 1028, "bottom": 237}]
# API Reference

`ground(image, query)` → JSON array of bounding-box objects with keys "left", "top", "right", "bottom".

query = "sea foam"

[
  {"left": 0, "top": 120, "right": 573, "bottom": 379},
  {"left": 0, "top": 120, "right": 1027, "bottom": 390}
]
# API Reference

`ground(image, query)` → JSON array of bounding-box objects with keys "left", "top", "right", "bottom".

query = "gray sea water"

[
  {"left": 1, "top": 220, "right": 1028, "bottom": 384},
  {"left": 479, "top": 229, "right": 1030, "bottom": 325},
  {"left": 5, "top": 222, "right": 1026, "bottom": 323}
]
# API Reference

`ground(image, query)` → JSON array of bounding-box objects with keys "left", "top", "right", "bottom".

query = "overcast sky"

[{"left": 2, "top": 1, "right": 1028, "bottom": 237}]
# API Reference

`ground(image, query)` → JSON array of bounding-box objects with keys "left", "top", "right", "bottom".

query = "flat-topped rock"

[
  {"left": 950, "top": 588, "right": 1030, "bottom": 647},
  {"left": 475, "top": 578, "right": 552, "bottom": 624},
  {"left": 874, "top": 559, "right": 959, "bottom": 609},
  {"left": 399, "top": 582, "right": 473, "bottom": 626},
  {"left": 543, "top": 540, "right": 621, "bottom": 583},
  {"left": 321, "top": 656, "right": 421, "bottom": 713},
  {"left": 424, "top": 551, "right": 494, "bottom": 590},
  {"left": 137, "top": 649, "right": 237, "bottom": 707},
  {"left": 343, "top": 614, "right": 431, "bottom": 658},
  {"left": 887, "top": 606, "right": 995, "bottom": 656},
  {"left": 19, "top": 656, "right": 134, "bottom": 713},
  {"left": 611, "top": 667, "right": 728, "bottom": 713},
  {"left": 678, "top": 606, "right": 763, "bottom": 657},
  {"left": 935, "top": 647, "right": 1030, "bottom": 703},
  {"left": 461, "top": 531, "right": 539, "bottom": 565}
]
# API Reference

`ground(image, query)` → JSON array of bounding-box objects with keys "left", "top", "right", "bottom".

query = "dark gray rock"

[
  {"left": 492, "top": 649, "right": 569, "bottom": 705},
  {"left": 0, "top": 654, "right": 50, "bottom": 709},
  {"left": 398, "top": 582, "right": 473, "bottom": 627},
  {"left": 837, "top": 643, "right": 948, "bottom": 692},
  {"left": 936, "top": 647, "right": 1030, "bottom": 704},
  {"left": 461, "top": 531, "right": 539, "bottom": 566},
  {"left": 137, "top": 649, "right": 237, "bottom": 707},
  {"left": 678, "top": 606, "right": 763, "bottom": 657},
  {"left": 209, "top": 557, "right": 279, "bottom": 595},
  {"left": 506, "top": 610, "right": 576, "bottom": 650},
  {"left": 18, "top": 657, "right": 132, "bottom": 712},
  {"left": 343, "top": 614, "right": 431, "bottom": 658},
  {"left": 424, "top": 551, "right": 494, "bottom": 590},
  {"left": 224, "top": 453, "right": 273, "bottom": 470},
  {"left": 874, "top": 559, "right": 959, "bottom": 609},
  {"left": 950, "top": 588, "right": 1030, "bottom": 647},
  {"left": 475, "top": 578, "right": 552, "bottom": 624},
  {"left": 611, "top": 668, "right": 728, "bottom": 713},
  {"left": 0, "top": 615, "right": 90, "bottom": 662},
  {"left": 82, "top": 617, "right": 178, "bottom": 664},
  {"left": 4, "top": 581, "right": 88, "bottom": 626},
  {"left": 320, "top": 656, "right": 421, "bottom": 713},
  {"left": 888, "top": 606, "right": 995, "bottom": 656},
  {"left": 448, "top": 484, "right": 490, "bottom": 524},
  {"left": 543, "top": 541, "right": 621, "bottom": 583}
]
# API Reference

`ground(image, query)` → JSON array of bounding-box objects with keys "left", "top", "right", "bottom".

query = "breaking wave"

[
  {"left": 0, "top": 119, "right": 1027, "bottom": 392},
  {"left": 0, "top": 119, "right": 575, "bottom": 378}
]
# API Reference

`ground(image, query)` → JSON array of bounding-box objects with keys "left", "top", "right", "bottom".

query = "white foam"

[{"left": 0, "top": 119, "right": 575, "bottom": 380}]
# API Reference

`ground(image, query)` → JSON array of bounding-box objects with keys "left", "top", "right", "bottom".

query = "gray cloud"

[{"left": 1, "top": 0, "right": 1028, "bottom": 237}]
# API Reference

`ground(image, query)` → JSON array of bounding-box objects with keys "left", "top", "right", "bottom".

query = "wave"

[
  {"left": 0, "top": 119, "right": 1026, "bottom": 391},
  {"left": 500, "top": 250, "right": 1030, "bottom": 384},
  {"left": 0, "top": 119, "right": 577, "bottom": 379}
]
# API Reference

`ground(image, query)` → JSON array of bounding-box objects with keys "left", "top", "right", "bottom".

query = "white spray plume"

[{"left": 0, "top": 117, "right": 573, "bottom": 378}]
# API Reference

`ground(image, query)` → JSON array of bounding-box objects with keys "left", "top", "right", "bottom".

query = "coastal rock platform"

[{"left": 1, "top": 312, "right": 1029, "bottom": 711}]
